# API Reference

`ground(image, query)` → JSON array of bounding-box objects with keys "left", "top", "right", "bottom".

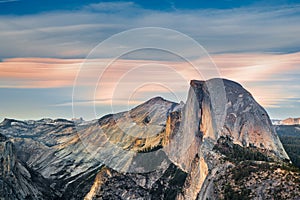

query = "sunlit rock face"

[
  {"left": 0, "top": 97, "right": 180, "bottom": 199},
  {"left": 78, "top": 96, "right": 178, "bottom": 174},
  {"left": 164, "top": 84, "right": 202, "bottom": 173}
]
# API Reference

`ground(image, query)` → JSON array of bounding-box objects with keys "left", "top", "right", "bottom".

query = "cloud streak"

[
  {"left": 1, "top": 52, "right": 299, "bottom": 109},
  {"left": 0, "top": 0, "right": 19, "bottom": 3}
]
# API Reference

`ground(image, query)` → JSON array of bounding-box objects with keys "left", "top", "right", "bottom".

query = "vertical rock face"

[{"left": 164, "top": 82, "right": 203, "bottom": 172}]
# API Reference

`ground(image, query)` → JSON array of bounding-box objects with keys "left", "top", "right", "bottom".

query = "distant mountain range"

[
  {"left": 0, "top": 78, "right": 299, "bottom": 200},
  {"left": 272, "top": 117, "right": 300, "bottom": 125}
]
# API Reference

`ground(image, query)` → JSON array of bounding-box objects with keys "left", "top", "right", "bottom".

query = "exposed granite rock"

[
  {"left": 0, "top": 96, "right": 179, "bottom": 199},
  {"left": 84, "top": 163, "right": 187, "bottom": 200},
  {"left": 162, "top": 78, "right": 290, "bottom": 199},
  {"left": 0, "top": 118, "right": 100, "bottom": 198},
  {"left": 0, "top": 133, "right": 57, "bottom": 200},
  {"left": 192, "top": 79, "right": 289, "bottom": 159},
  {"left": 208, "top": 136, "right": 300, "bottom": 200}
]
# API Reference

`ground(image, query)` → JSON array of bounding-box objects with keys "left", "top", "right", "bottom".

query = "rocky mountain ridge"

[
  {"left": 272, "top": 117, "right": 300, "bottom": 125},
  {"left": 0, "top": 78, "right": 298, "bottom": 200}
]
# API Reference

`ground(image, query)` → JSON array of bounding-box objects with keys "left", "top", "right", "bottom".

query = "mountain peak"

[
  {"left": 129, "top": 96, "right": 177, "bottom": 113},
  {"left": 139, "top": 96, "right": 171, "bottom": 105},
  {"left": 0, "top": 118, "right": 23, "bottom": 128},
  {"left": 190, "top": 79, "right": 205, "bottom": 87},
  {"left": 191, "top": 78, "right": 244, "bottom": 89}
]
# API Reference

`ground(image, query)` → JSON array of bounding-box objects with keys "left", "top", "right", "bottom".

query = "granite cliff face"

[
  {"left": 190, "top": 79, "right": 288, "bottom": 158},
  {"left": 0, "top": 78, "right": 296, "bottom": 200},
  {"left": 162, "top": 78, "right": 290, "bottom": 199}
]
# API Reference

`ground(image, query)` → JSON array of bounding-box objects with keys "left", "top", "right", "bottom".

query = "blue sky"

[
  {"left": 0, "top": 0, "right": 299, "bottom": 120},
  {"left": 1, "top": 0, "right": 298, "bottom": 14},
  {"left": 1, "top": 0, "right": 300, "bottom": 14}
]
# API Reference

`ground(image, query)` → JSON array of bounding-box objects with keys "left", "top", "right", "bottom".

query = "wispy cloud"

[
  {"left": 1, "top": 52, "right": 299, "bottom": 110},
  {"left": 212, "top": 52, "right": 300, "bottom": 82},
  {"left": 0, "top": 0, "right": 19, "bottom": 3},
  {"left": 84, "top": 1, "right": 137, "bottom": 12},
  {"left": 211, "top": 52, "right": 300, "bottom": 108},
  {"left": 0, "top": 58, "right": 81, "bottom": 88},
  {"left": 0, "top": 3, "right": 299, "bottom": 58}
]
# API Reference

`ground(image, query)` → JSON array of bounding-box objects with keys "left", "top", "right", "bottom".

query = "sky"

[{"left": 0, "top": 0, "right": 299, "bottom": 120}]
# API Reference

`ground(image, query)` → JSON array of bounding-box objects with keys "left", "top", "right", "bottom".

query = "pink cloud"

[
  {"left": 212, "top": 52, "right": 300, "bottom": 83},
  {"left": 1, "top": 53, "right": 299, "bottom": 108},
  {"left": 0, "top": 58, "right": 81, "bottom": 88}
]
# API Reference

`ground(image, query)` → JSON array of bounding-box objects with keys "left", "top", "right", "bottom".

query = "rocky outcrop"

[
  {"left": 84, "top": 163, "right": 187, "bottom": 200},
  {"left": 0, "top": 133, "right": 57, "bottom": 199},
  {"left": 203, "top": 136, "right": 300, "bottom": 200},
  {"left": 193, "top": 79, "right": 288, "bottom": 159},
  {"left": 0, "top": 118, "right": 100, "bottom": 199},
  {"left": 163, "top": 78, "right": 290, "bottom": 199}
]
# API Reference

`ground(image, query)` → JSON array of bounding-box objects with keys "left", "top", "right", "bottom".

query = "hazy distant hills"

[
  {"left": 272, "top": 117, "right": 300, "bottom": 125},
  {"left": 0, "top": 78, "right": 299, "bottom": 200},
  {"left": 281, "top": 117, "right": 300, "bottom": 125}
]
